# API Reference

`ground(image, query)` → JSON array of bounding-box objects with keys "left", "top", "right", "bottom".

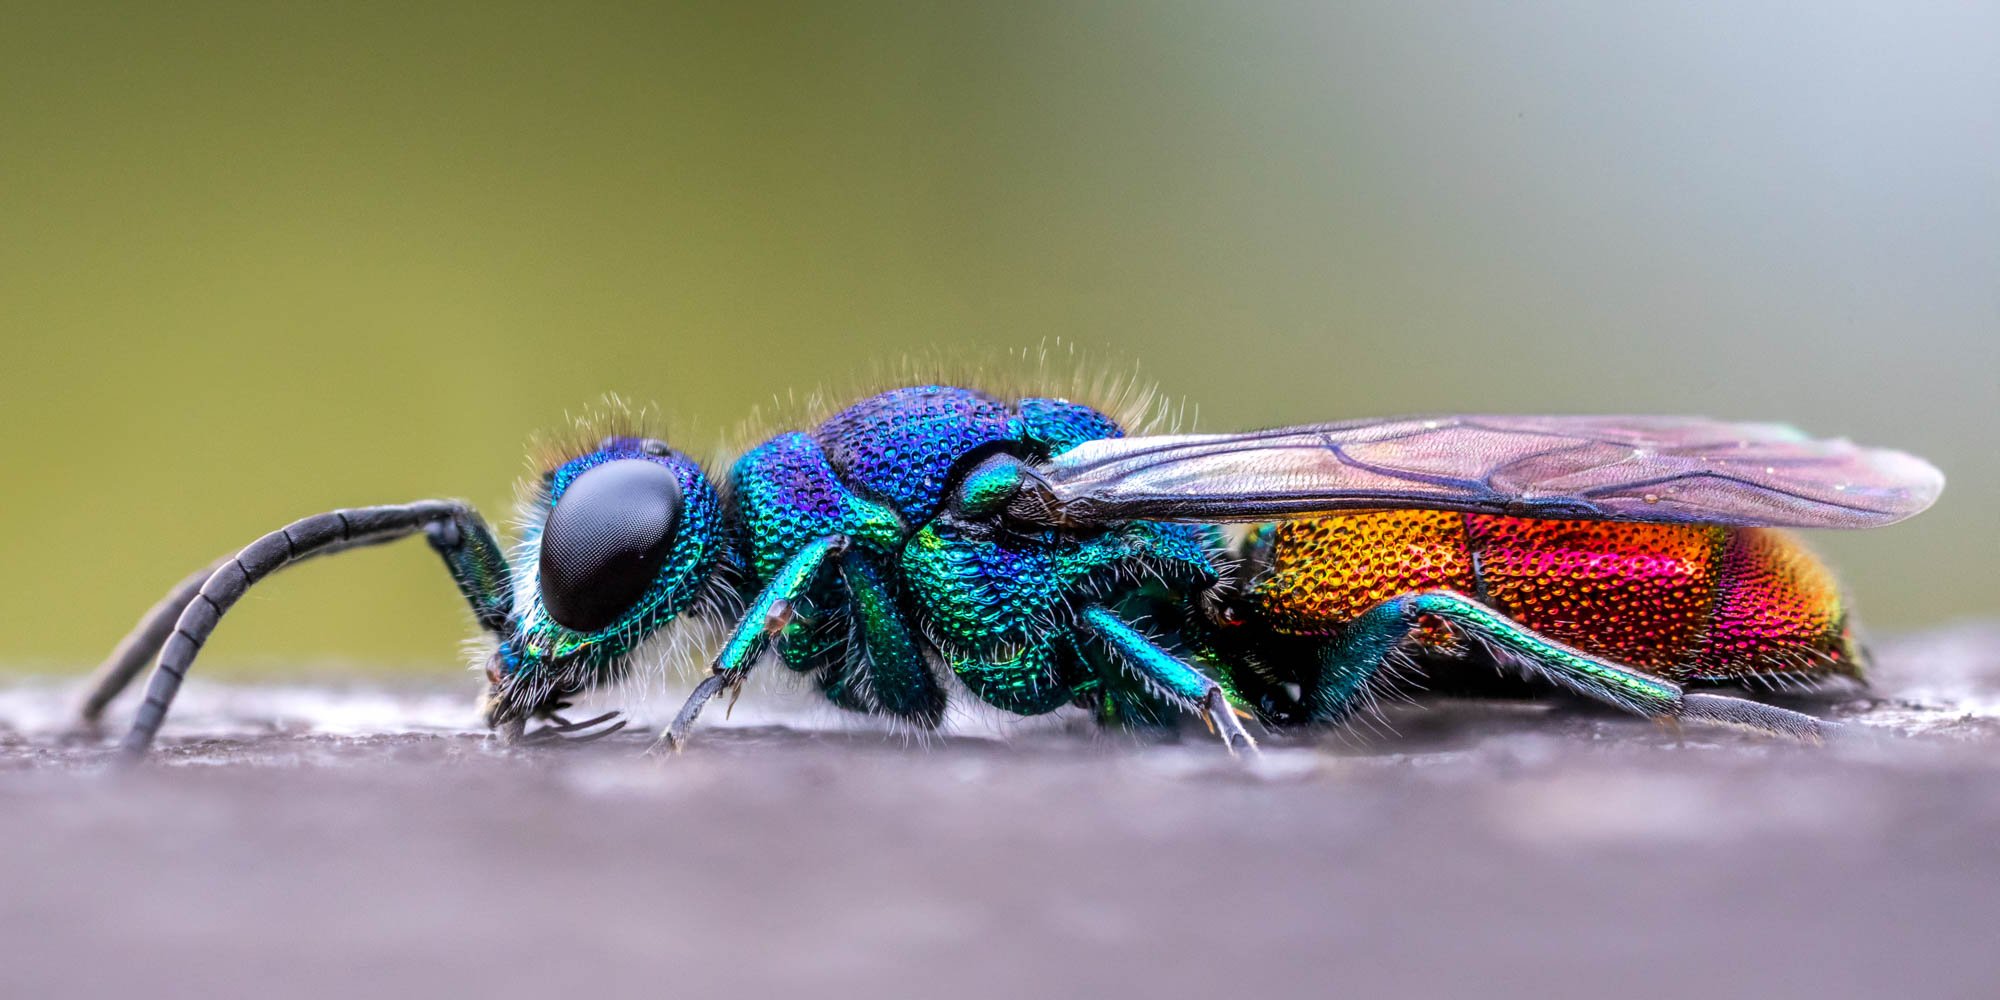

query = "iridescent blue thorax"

[
  {"left": 723, "top": 385, "right": 1224, "bottom": 722},
  {"left": 727, "top": 385, "right": 1127, "bottom": 580},
  {"left": 806, "top": 386, "right": 1125, "bottom": 524}
]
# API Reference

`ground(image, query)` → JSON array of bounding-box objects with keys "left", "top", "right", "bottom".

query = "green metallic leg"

[
  {"left": 787, "top": 551, "right": 944, "bottom": 725},
  {"left": 840, "top": 549, "right": 947, "bottom": 727},
  {"left": 1316, "top": 590, "right": 1834, "bottom": 741},
  {"left": 1074, "top": 633, "right": 1182, "bottom": 730},
  {"left": 782, "top": 606, "right": 866, "bottom": 712},
  {"left": 660, "top": 534, "right": 849, "bottom": 751},
  {"left": 1079, "top": 605, "right": 1257, "bottom": 754}
]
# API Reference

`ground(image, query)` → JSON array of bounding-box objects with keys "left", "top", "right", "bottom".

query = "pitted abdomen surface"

[
  {"left": 1247, "top": 510, "right": 1478, "bottom": 635},
  {"left": 1248, "top": 512, "right": 1857, "bottom": 682},
  {"left": 1462, "top": 516, "right": 1723, "bottom": 674}
]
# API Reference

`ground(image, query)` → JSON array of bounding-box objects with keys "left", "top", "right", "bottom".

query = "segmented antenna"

[
  {"left": 117, "top": 500, "right": 468, "bottom": 757},
  {"left": 77, "top": 559, "right": 227, "bottom": 729}
]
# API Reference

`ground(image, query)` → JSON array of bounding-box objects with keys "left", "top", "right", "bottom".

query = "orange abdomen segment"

[
  {"left": 1246, "top": 512, "right": 1859, "bottom": 683},
  {"left": 1246, "top": 510, "right": 1476, "bottom": 635}
]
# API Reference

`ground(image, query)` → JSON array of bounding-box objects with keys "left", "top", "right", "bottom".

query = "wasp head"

[{"left": 484, "top": 436, "right": 728, "bottom": 735}]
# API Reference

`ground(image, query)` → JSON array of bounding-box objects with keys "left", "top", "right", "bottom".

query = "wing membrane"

[{"left": 1025, "top": 415, "right": 1942, "bottom": 529}]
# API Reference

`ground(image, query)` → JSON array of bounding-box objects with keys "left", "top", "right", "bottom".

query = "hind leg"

[{"left": 1314, "top": 591, "right": 1834, "bottom": 741}]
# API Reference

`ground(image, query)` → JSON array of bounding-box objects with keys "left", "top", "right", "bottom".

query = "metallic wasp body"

[{"left": 85, "top": 385, "right": 1943, "bottom": 755}]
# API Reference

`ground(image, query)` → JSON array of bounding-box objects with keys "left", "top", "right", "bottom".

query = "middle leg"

[{"left": 1079, "top": 605, "right": 1257, "bottom": 753}]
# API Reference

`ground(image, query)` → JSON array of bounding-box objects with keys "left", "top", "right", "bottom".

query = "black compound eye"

[{"left": 539, "top": 459, "right": 683, "bottom": 632}]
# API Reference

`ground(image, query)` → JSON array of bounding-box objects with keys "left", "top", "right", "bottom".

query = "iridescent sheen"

[
  {"left": 1307, "top": 591, "right": 1684, "bottom": 722},
  {"left": 498, "top": 438, "right": 727, "bottom": 699},
  {"left": 1695, "top": 528, "right": 1855, "bottom": 680},
  {"left": 97, "top": 380, "right": 1934, "bottom": 755},
  {"left": 810, "top": 385, "right": 1018, "bottom": 525},
  {"left": 513, "top": 389, "right": 1865, "bottom": 738},
  {"left": 722, "top": 384, "right": 1224, "bottom": 722},
  {"left": 904, "top": 510, "right": 1219, "bottom": 713},
  {"left": 1242, "top": 510, "right": 1859, "bottom": 697}
]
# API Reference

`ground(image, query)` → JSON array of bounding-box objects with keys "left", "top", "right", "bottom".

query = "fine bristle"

[
  {"left": 518, "top": 344, "right": 1186, "bottom": 502},
  {"left": 503, "top": 347, "right": 1191, "bottom": 639},
  {"left": 715, "top": 341, "right": 1189, "bottom": 468},
  {"left": 524, "top": 393, "right": 681, "bottom": 478},
  {"left": 513, "top": 393, "right": 702, "bottom": 532}
]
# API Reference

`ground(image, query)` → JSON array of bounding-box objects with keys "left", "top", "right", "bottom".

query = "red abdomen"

[{"left": 1244, "top": 511, "right": 1861, "bottom": 683}]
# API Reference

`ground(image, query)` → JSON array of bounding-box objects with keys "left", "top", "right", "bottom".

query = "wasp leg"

[
  {"left": 1079, "top": 605, "right": 1257, "bottom": 754},
  {"left": 838, "top": 548, "right": 946, "bottom": 727},
  {"left": 659, "top": 534, "right": 849, "bottom": 752},
  {"left": 1677, "top": 692, "right": 1832, "bottom": 741},
  {"left": 1319, "top": 591, "right": 1834, "bottom": 742}
]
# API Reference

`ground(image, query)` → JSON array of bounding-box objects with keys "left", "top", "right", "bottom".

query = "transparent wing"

[{"left": 1021, "top": 415, "right": 1943, "bottom": 529}]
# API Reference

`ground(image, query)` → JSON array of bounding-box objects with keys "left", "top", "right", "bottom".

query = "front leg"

[{"left": 659, "top": 534, "right": 849, "bottom": 751}]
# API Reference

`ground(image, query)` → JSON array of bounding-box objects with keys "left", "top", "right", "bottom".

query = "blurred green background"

[{"left": 1, "top": 2, "right": 1993, "bottom": 676}]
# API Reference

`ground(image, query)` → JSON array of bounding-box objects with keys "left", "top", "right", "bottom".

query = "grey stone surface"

[{"left": 3, "top": 624, "right": 1997, "bottom": 999}]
